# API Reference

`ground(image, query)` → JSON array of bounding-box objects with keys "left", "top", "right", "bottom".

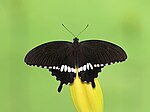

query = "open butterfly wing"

[
  {"left": 24, "top": 41, "right": 76, "bottom": 92},
  {"left": 78, "top": 40, "right": 127, "bottom": 87}
]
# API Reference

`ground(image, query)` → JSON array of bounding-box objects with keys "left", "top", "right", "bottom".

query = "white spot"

[
  {"left": 97, "top": 64, "right": 100, "bottom": 67},
  {"left": 60, "top": 65, "right": 64, "bottom": 72},
  {"left": 71, "top": 68, "right": 76, "bottom": 73},
  {"left": 68, "top": 66, "right": 71, "bottom": 72},
  {"left": 53, "top": 66, "right": 56, "bottom": 69},
  {"left": 71, "top": 68, "right": 74, "bottom": 72},
  {"left": 49, "top": 66, "right": 52, "bottom": 69},
  {"left": 39, "top": 66, "right": 42, "bottom": 68},
  {"left": 79, "top": 67, "right": 83, "bottom": 72},
  {"left": 86, "top": 63, "right": 90, "bottom": 70},
  {"left": 72, "top": 68, "right": 76, "bottom": 73},
  {"left": 81, "top": 67, "right": 83, "bottom": 71},
  {"left": 83, "top": 65, "right": 86, "bottom": 71},
  {"left": 101, "top": 64, "right": 104, "bottom": 66},
  {"left": 44, "top": 66, "right": 47, "bottom": 68},
  {"left": 64, "top": 65, "right": 67, "bottom": 72},
  {"left": 94, "top": 64, "right": 97, "bottom": 67},
  {"left": 56, "top": 67, "right": 59, "bottom": 70},
  {"left": 89, "top": 63, "right": 93, "bottom": 69},
  {"left": 78, "top": 67, "right": 81, "bottom": 72},
  {"left": 105, "top": 63, "right": 108, "bottom": 66},
  {"left": 110, "top": 62, "right": 113, "bottom": 65}
]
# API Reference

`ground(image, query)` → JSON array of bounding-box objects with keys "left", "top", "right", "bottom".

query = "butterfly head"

[
  {"left": 62, "top": 24, "right": 88, "bottom": 43},
  {"left": 73, "top": 37, "right": 79, "bottom": 43}
]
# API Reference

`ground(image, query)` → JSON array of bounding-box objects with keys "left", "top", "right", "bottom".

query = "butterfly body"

[{"left": 24, "top": 37, "right": 127, "bottom": 92}]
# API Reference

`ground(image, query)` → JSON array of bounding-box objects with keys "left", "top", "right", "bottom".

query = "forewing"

[
  {"left": 24, "top": 41, "right": 74, "bottom": 67},
  {"left": 80, "top": 40, "right": 127, "bottom": 66}
]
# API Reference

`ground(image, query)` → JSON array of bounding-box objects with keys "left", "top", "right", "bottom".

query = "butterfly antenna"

[
  {"left": 76, "top": 24, "right": 89, "bottom": 37},
  {"left": 62, "top": 24, "right": 76, "bottom": 37}
]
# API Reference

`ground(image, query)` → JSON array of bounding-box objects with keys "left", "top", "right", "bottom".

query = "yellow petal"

[{"left": 70, "top": 69, "right": 104, "bottom": 112}]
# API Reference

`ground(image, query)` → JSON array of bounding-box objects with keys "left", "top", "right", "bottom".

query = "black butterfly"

[{"left": 24, "top": 25, "right": 127, "bottom": 92}]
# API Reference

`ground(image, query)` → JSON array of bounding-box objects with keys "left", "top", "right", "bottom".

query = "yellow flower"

[{"left": 70, "top": 68, "right": 104, "bottom": 112}]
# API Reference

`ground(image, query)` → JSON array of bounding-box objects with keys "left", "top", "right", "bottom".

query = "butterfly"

[{"left": 24, "top": 25, "right": 127, "bottom": 92}]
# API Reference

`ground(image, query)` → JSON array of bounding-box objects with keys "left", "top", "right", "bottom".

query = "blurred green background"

[{"left": 0, "top": 0, "right": 149, "bottom": 112}]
